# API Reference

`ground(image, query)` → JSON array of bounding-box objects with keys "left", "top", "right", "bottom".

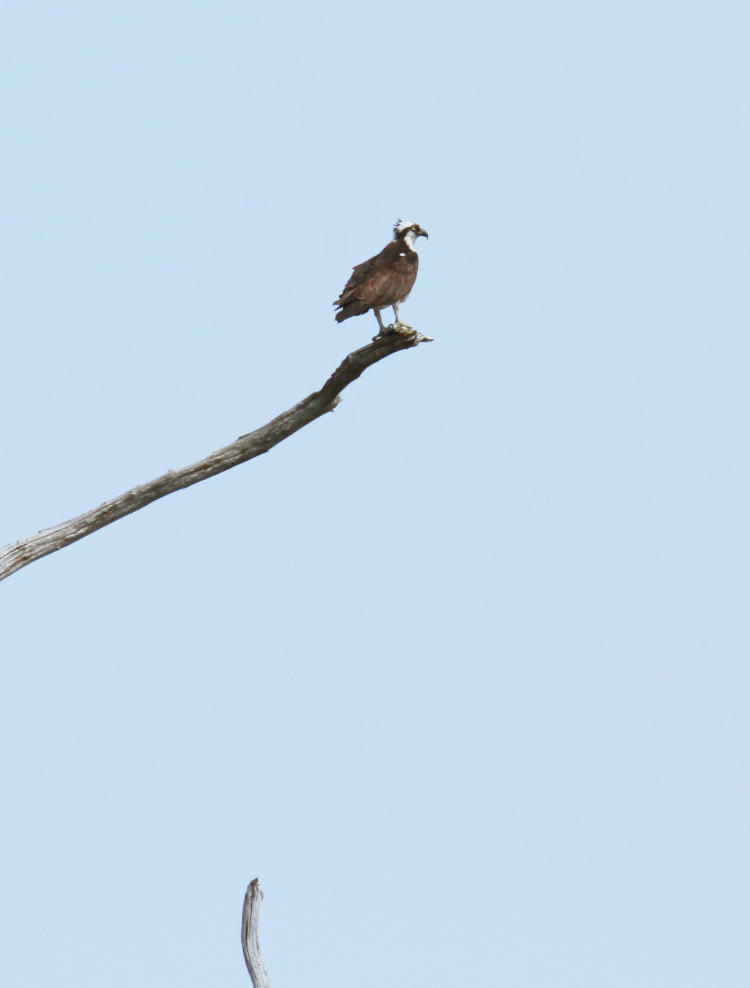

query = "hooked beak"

[{"left": 419, "top": 228, "right": 429, "bottom": 239}]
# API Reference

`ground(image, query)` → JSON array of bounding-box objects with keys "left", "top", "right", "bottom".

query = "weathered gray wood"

[
  {"left": 241, "top": 879, "right": 270, "bottom": 988},
  {"left": 0, "top": 329, "right": 432, "bottom": 582}
]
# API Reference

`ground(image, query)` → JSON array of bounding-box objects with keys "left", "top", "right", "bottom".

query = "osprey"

[{"left": 334, "top": 220, "right": 429, "bottom": 333}]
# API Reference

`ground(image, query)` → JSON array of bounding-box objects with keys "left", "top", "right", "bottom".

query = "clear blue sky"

[{"left": 2, "top": 1, "right": 749, "bottom": 985}]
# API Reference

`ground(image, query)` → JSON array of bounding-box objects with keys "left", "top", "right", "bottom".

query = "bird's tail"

[{"left": 333, "top": 299, "right": 369, "bottom": 322}]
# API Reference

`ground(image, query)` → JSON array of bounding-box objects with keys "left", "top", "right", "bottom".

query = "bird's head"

[{"left": 394, "top": 219, "right": 429, "bottom": 251}]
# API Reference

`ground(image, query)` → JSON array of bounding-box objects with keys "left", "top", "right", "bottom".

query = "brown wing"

[
  {"left": 335, "top": 241, "right": 418, "bottom": 311},
  {"left": 338, "top": 252, "right": 385, "bottom": 300}
]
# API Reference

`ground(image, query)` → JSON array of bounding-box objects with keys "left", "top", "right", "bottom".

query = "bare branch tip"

[{"left": 370, "top": 327, "right": 434, "bottom": 345}]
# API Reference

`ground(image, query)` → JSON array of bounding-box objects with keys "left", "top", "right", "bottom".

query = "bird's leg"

[
  {"left": 373, "top": 308, "right": 389, "bottom": 335},
  {"left": 392, "top": 302, "right": 412, "bottom": 332}
]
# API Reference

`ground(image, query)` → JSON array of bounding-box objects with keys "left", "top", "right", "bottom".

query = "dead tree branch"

[
  {"left": 0, "top": 328, "right": 432, "bottom": 582},
  {"left": 242, "top": 879, "right": 270, "bottom": 988}
]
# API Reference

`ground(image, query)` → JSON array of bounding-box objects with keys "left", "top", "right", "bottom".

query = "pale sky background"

[{"left": 2, "top": 2, "right": 749, "bottom": 985}]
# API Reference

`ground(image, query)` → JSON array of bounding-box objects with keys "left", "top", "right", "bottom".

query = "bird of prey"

[{"left": 333, "top": 220, "right": 429, "bottom": 333}]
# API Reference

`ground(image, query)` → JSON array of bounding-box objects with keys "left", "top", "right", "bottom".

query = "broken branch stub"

[{"left": 241, "top": 879, "right": 271, "bottom": 988}]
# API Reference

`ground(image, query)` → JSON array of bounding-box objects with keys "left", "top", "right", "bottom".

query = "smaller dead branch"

[{"left": 241, "top": 879, "right": 271, "bottom": 988}]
